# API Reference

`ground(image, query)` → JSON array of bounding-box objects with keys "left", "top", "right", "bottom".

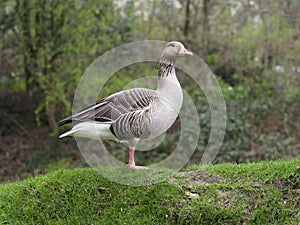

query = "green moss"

[{"left": 0, "top": 158, "right": 299, "bottom": 224}]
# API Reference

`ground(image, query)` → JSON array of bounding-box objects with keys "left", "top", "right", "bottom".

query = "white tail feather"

[
  {"left": 59, "top": 121, "right": 115, "bottom": 140},
  {"left": 59, "top": 130, "right": 77, "bottom": 138}
]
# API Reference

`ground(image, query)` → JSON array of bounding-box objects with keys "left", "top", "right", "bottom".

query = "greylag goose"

[{"left": 58, "top": 41, "right": 193, "bottom": 169}]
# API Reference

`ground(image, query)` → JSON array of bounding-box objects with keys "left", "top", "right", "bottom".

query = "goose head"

[{"left": 160, "top": 41, "right": 193, "bottom": 62}]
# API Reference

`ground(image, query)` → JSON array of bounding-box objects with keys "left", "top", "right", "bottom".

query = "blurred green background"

[{"left": 0, "top": 0, "right": 299, "bottom": 182}]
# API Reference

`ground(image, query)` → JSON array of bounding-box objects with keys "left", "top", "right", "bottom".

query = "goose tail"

[
  {"left": 59, "top": 129, "right": 77, "bottom": 138},
  {"left": 59, "top": 121, "right": 115, "bottom": 140}
]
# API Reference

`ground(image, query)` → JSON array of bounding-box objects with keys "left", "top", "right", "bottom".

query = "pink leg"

[
  {"left": 127, "top": 146, "right": 136, "bottom": 167},
  {"left": 127, "top": 146, "right": 148, "bottom": 170}
]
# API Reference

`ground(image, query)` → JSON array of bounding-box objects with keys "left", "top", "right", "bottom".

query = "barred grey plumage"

[{"left": 59, "top": 41, "right": 193, "bottom": 169}]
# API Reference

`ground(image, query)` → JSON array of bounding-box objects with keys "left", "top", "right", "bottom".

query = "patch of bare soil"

[
  {"left": 178, "top": 170, "right": 229, "bottom": 185},
  {"left": 170, "top": 169, "right": 300, "bottom": 211}
]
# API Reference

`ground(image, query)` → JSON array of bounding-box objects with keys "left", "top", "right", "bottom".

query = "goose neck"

[
  {"left": 157, "top": 58, "right": 181, "bottom": 95},
  {"left": 157, "top": 58, "right": 175, "bottom": 79}
]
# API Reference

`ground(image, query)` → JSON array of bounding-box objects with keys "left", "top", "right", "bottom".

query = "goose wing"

[{"left": 58, "top": 88, "right": 157, "bottom": 126}]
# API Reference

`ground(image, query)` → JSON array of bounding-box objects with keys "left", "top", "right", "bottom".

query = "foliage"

[
  {"left": 0, "top": 0, "right": 299, "bottom": 177},
  {"left": 1, "top": 0, "right": 121, "bottom": 131},
  {"left": 0, "top": 158, "right": 299, "bottom": 224}
]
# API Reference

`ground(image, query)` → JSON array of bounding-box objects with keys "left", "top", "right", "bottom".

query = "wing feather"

[{"left": 58, "top": 88, "right": 157, "bottom": 126}]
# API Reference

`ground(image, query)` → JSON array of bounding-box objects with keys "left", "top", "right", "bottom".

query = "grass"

[{"left": 0, "top": 158, "right": 299, "bottom": 224}]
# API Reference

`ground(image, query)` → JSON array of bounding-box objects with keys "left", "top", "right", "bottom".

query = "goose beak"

[{"left": 179, "top": 48, "right": 193, "bottom": 56}]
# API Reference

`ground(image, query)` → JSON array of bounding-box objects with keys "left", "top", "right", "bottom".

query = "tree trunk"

[
  {"left": 202, "top": 0, "right": 210, "bottom": 55},
  {"left": 47, "top": 102, "right": 57, "bottom": 132},
  {"left": 183, "top": 0, "right": 191, "bottom": 39}
]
